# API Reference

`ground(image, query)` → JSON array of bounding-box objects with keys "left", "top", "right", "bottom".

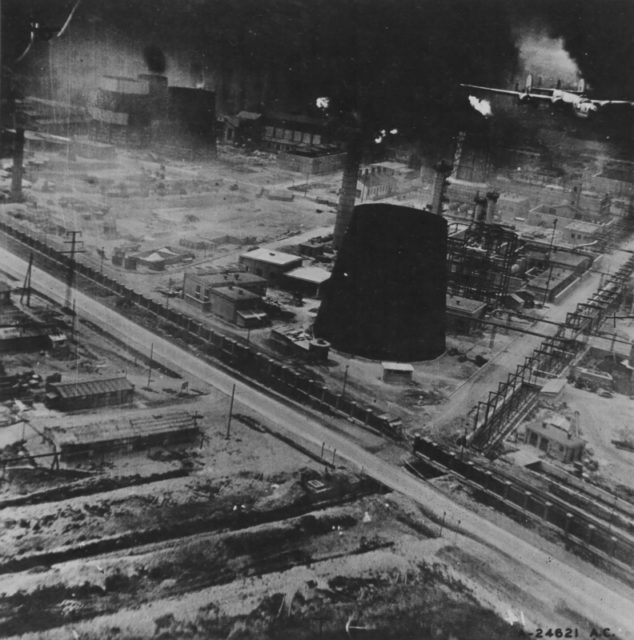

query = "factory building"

[
  {"left": 591, "top": 167, "right": 634, "bottom": 199},
  {"left": 446, "top": 295, "right": 487, "bottom": 334},
  {"left": 183, "top": 271, "right": 267, "bottom": 311},
  {"left": 239, "top": 248, "right": 303, "bottom": 285},
  {"left": 524, "top": 419, "right": 585, "bottom": 464},
  {"left": 48, "top": 411, "right": 201, "bottom": 461},
  {"left": 89, "top": 73, "right": 215, "bottom": 155},
  {"left": 282, "top": 266, "right": 331, "bottom": 299},
  {"left": 277, "top": 148, "right": 345, "bottom": 175},
  {"left": 208, "top": 286, "right": 268, "bottom": 327},
  {"left": 45, "top": 377, "right": 135, "bottom": 412}
]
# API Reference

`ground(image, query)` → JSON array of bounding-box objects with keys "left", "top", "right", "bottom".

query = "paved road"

[{"left": 1, "top": 245, "right": 633, "bottom": 635}]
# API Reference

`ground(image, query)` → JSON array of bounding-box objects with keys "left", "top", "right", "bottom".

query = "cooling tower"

[{"left": 315, "top": 204, "right": 447, "bottom": 361}]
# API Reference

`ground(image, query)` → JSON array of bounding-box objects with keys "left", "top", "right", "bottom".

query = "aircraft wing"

[
  {"left": 591, "top": 99, "right": 634, "bottom": 108},
  {"left": 459, "top": 83, "right": 552, "bottom": 101}
]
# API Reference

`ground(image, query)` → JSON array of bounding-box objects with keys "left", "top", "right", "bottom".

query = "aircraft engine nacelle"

[
  {"left": 517, "top": 93, "right": 536, "bottom": 105},
  {"left": 573, "top": 101, "right": 598, "bottom": 118}
]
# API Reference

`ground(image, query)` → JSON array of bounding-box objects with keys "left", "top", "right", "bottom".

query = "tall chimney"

[
  {"left": 334, "top": 128, "right": 363, "bottom": 249},
  {"left": 473, "top": 193, "right": 487, "bottom": 223},
  {"left": 485, "top": 190, "right": 499, "bottom": 223},
  {"left": 430, "top": 160, "right": 452, "bottom": 216}
]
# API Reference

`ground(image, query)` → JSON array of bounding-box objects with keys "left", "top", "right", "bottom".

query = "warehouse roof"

[
  {"left": 53, "top": 412, "right": 198, "bottom": 447},
  {"left": 526, "top": 420, "right": 584, "bottom": 448},
  {"left": 241, "top": 248, "right": 302, "bottom": 266},
  {"left": 189, "top": 271, "right": 266, "bottom": 287},
  {"left": 285, "top": 266, "right": 331, "bottom": 284},
  {"left": 211, "top": 285, "right": 260, "bottom": 301},
  {"left": 49, "top": 377, "right": 134, "bottom": 399}
]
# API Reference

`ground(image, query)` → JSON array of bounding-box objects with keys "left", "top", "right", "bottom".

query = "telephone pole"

[{"left": 61, "top": 230, "right": 85, "bottom": 313}]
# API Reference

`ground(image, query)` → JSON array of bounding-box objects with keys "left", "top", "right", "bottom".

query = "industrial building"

[
  {"left": 208, "top": 286, "right": 268, "bottom": 327},
  {"left": 89, "top": 73, "right": 215, "bottom": 155},
  {"left": 524, "top": 419, "right": 585, "bottom": 464},
  {"left": 45, "top": 377, "right": 135, "bottom": 412},
  {"left": 315, "top": 204, "right": 447, "bottom": 361},
  {"left": 48, "top": 411, "right": 201, "bottom": 461},
  {"left": 282, "top": 266, "right": 331, "bottom": 299},
  {"left": 183, "top": 271, "right": 267, "bottom": 311},
  {"left": 381, "top": 362, "right": 414, "bottom": 384},
  {"left": 446, "top": 295, "right": 488, "bottom": 334},
  {"left": 239, "top": 248, "right": 303, "bottom": 285},
  {"left": 447, "top": 221, "right": 519, "bottom": 305},
  {"left": 270, "top": 328, "right": 330, "bottom": 362}
]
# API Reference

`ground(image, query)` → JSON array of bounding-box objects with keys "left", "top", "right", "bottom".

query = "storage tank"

[{"left": 315, "top": 203, "right": 447, "bottom": 361}]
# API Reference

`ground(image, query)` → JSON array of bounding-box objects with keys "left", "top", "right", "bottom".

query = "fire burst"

[{"left": 468, "top": 95, "right": 492, "bottom": 117}]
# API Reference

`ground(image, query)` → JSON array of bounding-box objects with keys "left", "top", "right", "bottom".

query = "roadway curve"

[{"left": 1, "top": 245, "right": 632, "bottom": 636}]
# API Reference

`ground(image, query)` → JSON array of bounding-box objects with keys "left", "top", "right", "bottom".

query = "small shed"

[
  {"left": 381, "top": 362, "right": 414, "bottom": 385},
  {"left": 45, "top": 376, "right": 134, "bottom": 411},
  {"left": 525, "top": 419, "right": 585, "bottom": 464},
  {"left": 283, "top": 266, "right": 331, "bottom": 298}
]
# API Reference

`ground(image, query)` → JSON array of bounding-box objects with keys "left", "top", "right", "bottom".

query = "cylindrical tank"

[
  {"left": 315, "top": 203, "right": 447, "bottom": 361},
  {"left": 308, "top": 338, "right": 330, "bottom": 362}
]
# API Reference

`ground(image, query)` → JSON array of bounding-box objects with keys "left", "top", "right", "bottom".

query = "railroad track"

[{"left": 410, "top": 437, "right": 634, "bottom": 580}]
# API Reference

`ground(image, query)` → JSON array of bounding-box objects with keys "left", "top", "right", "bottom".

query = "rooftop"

[
  {"left": 211, "top": 285, "right": 260, "bottom": 301},
  {"left": 285, "top": 266, "right": 331, "bottom": 284},
  {"left": 50, "top": 377, "right": 134, "bottom": 399},
  {"left": 53, "top": 412, "right": 198, "bottom": 447},
  {"left": 189, "top": 271, "right": 266, "bottom": 286},
  {"left": 381, "top": 362, "right": 414, "bottom": 372},
  {"left": 446, "top": 295, "right": 487, "bottom": 316},
  {"left": 241, "top": 248, "right": 302, "bottom": 266},
  {"left": 565, "top": 221, "right": 600, "bottom": 233},
  {"left": 526, "top": 419, "right": 584, "bottom": 448}
]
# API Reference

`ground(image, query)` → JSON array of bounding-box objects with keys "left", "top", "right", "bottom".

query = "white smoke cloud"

[{"left": 468, "top": 95, "right": 492, "bottom": 117}]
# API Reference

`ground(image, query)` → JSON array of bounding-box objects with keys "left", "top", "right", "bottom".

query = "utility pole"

[
  {"left": 146, "top": 342, "right": 154, "bottom": 388},
  {"left": 542, "top": 219, "right": 558, "bottom": 306},
  {"left": 61, "top": 230, "right": 85, "bottom": 312},
  {"left": 341, "top": 364, "right": 349, "bottom": 397},
  {"left": 225, "top": 383, "right": 236, "bottom": 439},
  {"left": 20, "top": 252, "right": 33, "bottom": 307}
]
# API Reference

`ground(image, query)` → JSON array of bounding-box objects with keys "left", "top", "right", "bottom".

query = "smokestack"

[
  {"left": 485, "top": 190, "right": 499, "bottom": 223},
  {"left": 431, "top": 160, "right": 452, "bottom": 216},
  {"left": 473, "top": 193, "right": 487, "bottom": 223},
  {"left": 334, "top": 128, "right": 363, "bottom": 250},
  {"left": 11, "top": 128, "right": 25, "bottom": 202},
  {"left": 569, "top": 179, "right": 582, "bottom": 209}
]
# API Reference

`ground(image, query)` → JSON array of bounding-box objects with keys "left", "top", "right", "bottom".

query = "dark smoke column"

[
  {"left": 333, "top": 123, "right": 363, "bottom": 249},
  {"left": 315, "top": 203, "right": 447, "bottom": 361}
]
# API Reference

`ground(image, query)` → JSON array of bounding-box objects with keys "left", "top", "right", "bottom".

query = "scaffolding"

[{"left": 447, "top": 221, "right": 519, "bottom": 305}]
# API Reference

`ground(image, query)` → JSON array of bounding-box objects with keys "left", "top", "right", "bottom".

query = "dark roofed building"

[
  {"left": 45, "top": 377, "right": 134, "bottom": 411},
  {"left": 183, "top": 270, "right": 267, "bottom": 311},
  {"left": 208, "top": 286, "right": 268, "bottom": 327}
]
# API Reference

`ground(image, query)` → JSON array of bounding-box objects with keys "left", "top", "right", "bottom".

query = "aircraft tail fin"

[
  {"left": 525, "top": 73, "right": 533, "bottom": 94},
  {"left": 577, "top": 78, "right": 586, "bottom": 94}
]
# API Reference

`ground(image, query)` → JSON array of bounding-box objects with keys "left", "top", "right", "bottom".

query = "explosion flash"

[{"left": 468, "top": 95, "right": 492, "bottom": 117}]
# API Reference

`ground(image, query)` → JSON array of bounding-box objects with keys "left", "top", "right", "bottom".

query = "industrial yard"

[{"left": 1, "top": 0, "right": 634, "bottom": 638}]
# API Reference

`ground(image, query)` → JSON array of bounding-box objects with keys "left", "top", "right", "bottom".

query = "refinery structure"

[{"left": 0, "top": 1, "right": 633, "bottom": 638}]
